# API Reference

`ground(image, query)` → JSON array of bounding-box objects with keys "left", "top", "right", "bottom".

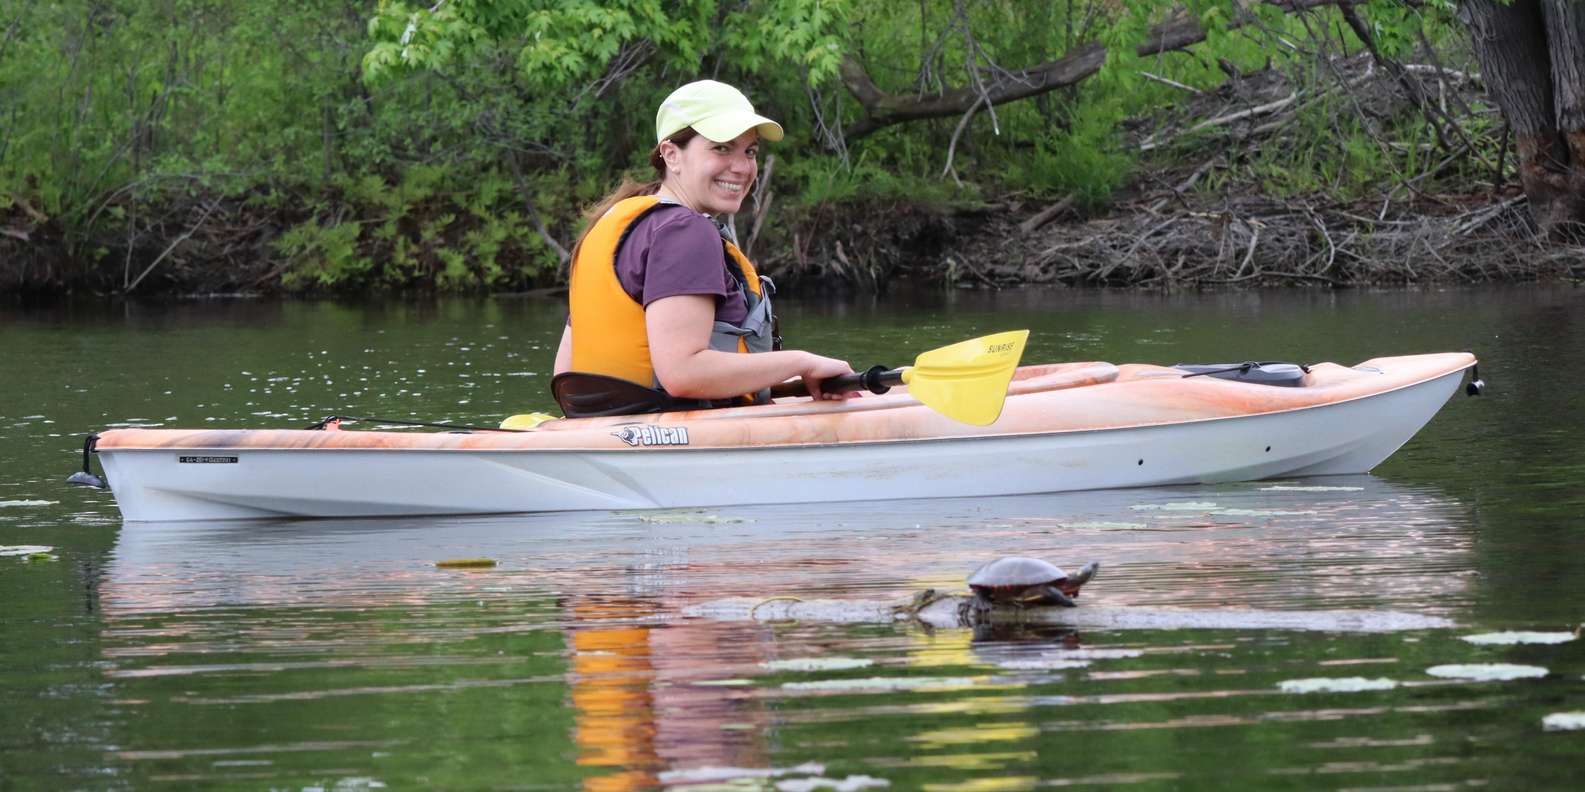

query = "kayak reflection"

[{"left": 93, "top": 478, "right": 1476, "bottom": 784}]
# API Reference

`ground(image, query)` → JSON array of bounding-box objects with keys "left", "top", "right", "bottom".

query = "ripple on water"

[
  {"left": 1424, "top": 663, "right": 1549, "bottom": 681},
  {"left": 1460, "top": 631, "right": 1577, "bottom": 646},
  {"left": 1276, "top": 677, "right": 1400, "bottom": 694},
  {"left": 1542, "top": 712, "right": 1585, "bottom": 731}
]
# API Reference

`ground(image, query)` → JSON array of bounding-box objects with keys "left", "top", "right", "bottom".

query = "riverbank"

[{"left": 6, "top": 183, "right": 1577, "bottom": 297}]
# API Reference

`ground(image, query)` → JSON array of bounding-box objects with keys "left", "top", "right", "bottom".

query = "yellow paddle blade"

[
  {"left": 499, "top": 412, "right": 558, "bottom": 431},
  {"left": 900, "top": 330, "right": 1029, "bottom": 426}
]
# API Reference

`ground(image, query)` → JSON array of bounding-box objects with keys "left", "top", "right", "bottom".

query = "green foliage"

[
  {"left": 276, "top": 219, "right": 372, "bottom": 289},
  {"left": 0, "top": 0, "right": 1484, "bottom": 292},
  {"left": 786, "top": 153, "right": 968, "bottom": 208},
  {"left": 1002, "top": 113, "right": 1134, "bottom": 210}
]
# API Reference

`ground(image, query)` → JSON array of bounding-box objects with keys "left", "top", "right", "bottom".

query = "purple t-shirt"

[{"left": 613, "top": 206, "right": 749, "bottom": 325}]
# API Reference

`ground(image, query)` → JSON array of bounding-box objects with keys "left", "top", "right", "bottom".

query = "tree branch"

[{"left": 839, "top": 0, "right": 1344, "bottom": 140}]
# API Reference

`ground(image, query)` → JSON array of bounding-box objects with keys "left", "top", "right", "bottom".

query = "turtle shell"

[{"left": 967, "top": 556, "right": 1067, "bottom": 589}]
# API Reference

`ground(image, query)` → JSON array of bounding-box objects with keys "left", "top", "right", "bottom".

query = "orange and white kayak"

[{"left": 88, "top": 352, "right": 1478, "bottom": 522}]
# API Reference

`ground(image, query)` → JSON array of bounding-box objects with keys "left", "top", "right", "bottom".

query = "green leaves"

[{"left": 720, "top": 0, "right": 849, "bottom": 85}]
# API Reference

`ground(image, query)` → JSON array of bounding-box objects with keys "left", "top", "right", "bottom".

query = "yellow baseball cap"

[{"left": 656, "top": 80, "right": 784, "bottom": 144}]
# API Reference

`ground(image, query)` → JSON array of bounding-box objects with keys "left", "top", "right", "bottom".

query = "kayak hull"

[{"left": 93, "top": 353, "right": 1475, "bottom": 522}]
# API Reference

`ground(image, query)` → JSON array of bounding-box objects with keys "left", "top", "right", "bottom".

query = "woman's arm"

[
  {"left": 646, "top": 294, "right": 854, "bottom": 400},
  {"left": 553, "top": 324, "right": 572, "bottom": 375}
]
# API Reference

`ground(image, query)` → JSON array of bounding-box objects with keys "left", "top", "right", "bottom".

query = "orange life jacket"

[{"left": 568, "top": 196, "right": 776, "bottom": 397}]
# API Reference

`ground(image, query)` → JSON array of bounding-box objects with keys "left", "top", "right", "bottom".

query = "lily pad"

[
  {"left": 1425, "top": 663, "right": 1548, "bottom": 681},
  {"left": 434, "top": 558, "right": 497, "bottom": 569},
  {"left": 1542, "top": 712, "right": 1585, "bottom": 732},
  {"left": 1460, "top": 631, "right": 1577, "bottom": 646},
  {"left": 761, "top": 657, "right": 873, "bottom": 672},
  {"left": 1277, "top": 677, "right": 1398, "bottom": 694}
]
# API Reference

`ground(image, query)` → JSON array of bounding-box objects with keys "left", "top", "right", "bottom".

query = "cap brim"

[{"left": 692, "top": 112, "right": 784, "bottom": 143}]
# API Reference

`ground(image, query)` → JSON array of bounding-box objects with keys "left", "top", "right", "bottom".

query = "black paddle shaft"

[{"left": 769, "top": 365, "right": 901, "bottom": 399}]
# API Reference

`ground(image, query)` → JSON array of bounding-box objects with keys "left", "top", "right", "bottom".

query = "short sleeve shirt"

[{"left": 612, "top": 206, "right": 749, "bottom": 325}]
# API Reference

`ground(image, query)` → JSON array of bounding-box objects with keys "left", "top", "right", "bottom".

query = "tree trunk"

[{"left": 1459, "top": 0, "right": 1585, "bottom": 239}]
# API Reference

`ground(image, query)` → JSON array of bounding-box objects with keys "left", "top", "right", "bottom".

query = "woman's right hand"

[{"left": 798, "top": 352, "right": 858, "bottom": 400}]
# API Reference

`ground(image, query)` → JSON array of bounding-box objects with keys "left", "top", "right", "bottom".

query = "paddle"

[
  {"left": 768, "top": 329, "right": 1029, "bottom": 426},
  {"left": 502, "top": 330, "right": 1030, "bottom": 428}
]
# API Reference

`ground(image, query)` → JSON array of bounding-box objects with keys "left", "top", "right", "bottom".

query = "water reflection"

[
  {"left": 85, "top": 478, "right": 1496, "bottom": 785},
  {"left": 102, "top": 476, "right": 1478, "bottom": 617}
]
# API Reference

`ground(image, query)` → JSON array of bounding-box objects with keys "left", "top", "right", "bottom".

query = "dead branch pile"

[
  {"left": 991, "top": 194, "right": 1582, "bottom": 287},
  {"left": 776, "top": 48, "right": 1585, "bottom": 291}
]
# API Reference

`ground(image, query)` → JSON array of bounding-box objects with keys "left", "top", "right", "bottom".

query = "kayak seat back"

[{"left": 1171, "top": 362, "right": 1308, "bottom": 387}]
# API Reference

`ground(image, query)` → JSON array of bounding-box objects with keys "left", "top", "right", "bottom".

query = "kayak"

[{"left": 86, "top": 352, "right": 1478, "bottom": 522}]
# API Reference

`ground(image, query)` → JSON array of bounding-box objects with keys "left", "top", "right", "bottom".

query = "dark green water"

[{"left": 3, "top": 286, "right": 1584, "bottom": 790}]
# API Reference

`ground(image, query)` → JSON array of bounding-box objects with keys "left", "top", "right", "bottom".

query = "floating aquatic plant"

[
  {"left": 1277, "top": 677, "right": 1399, "bottom": 693},
  {"left": 1425, "top": 663, "right": 1548, "bottom": 681},
  {"left": 761, "top": 657, "right": 874, "bottom": 672},
  {"left": 434, "top": 558, "right": 496, "bottom": 568},
  {"left": 1460, "top": 631, "right": 1577, "bottom": 646}
]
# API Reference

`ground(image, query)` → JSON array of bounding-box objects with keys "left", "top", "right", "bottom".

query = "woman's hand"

[{"left": 795, "top": 352, "right": 857, "bottom": 400}]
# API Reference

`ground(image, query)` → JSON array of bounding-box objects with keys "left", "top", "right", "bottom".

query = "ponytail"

[{"left": 568, "top": 127, "right": 700, "bottom": 270}]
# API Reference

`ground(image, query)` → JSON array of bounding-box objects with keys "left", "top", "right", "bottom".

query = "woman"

[{"left": 552, "top": 80, "right": 853, "bottom": 412}]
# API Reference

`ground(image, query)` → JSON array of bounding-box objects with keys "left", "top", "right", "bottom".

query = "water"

[{"left": 3, "top": 286, "right": 1584, "bottom": 789}]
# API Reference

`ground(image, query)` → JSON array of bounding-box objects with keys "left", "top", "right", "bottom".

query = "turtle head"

[{"left": 1057, "top": 561, "right": 1100, "bottom": 597}]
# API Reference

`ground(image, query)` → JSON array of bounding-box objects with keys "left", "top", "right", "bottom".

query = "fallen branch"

[
  {"left": 123, "top": 198, "right": 220, "bottom": 294},
  {"left": 1018, "top": 195, "right": 1075, "bottom": 234},
  {"left": 1140, "top": 91, "right": 1298, "bottom": 151}
]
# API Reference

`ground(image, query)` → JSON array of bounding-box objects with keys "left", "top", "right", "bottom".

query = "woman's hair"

[{"left": 568, "top": 127, "right": 700, "bottom": 269}]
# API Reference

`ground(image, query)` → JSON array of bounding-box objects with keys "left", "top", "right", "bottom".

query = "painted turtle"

[{"left": 967, "top": 557, "right": 1099, "bottom": 613}]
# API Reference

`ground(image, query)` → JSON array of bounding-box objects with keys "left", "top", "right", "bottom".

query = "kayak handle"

[{"left": 66, "top": 433, "right": 108, "bottom": 489}]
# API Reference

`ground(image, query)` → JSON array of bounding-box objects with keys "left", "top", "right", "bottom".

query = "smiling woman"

[{"left": 552, "top": 80, "right": 856, "bottom": 416}]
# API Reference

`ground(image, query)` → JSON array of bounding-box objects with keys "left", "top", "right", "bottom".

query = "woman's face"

[{"left": 660, "top": 130, "right": 759, "bottom": 216}]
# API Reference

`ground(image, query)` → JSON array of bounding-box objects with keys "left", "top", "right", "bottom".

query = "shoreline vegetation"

[{"left": 2, "top": 2, "right": 1582, "bottom": 297}]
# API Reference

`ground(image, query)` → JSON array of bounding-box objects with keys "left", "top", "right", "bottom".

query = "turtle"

[{"left": 966, "top": 557, "right": 1099, "bottom": 616}]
